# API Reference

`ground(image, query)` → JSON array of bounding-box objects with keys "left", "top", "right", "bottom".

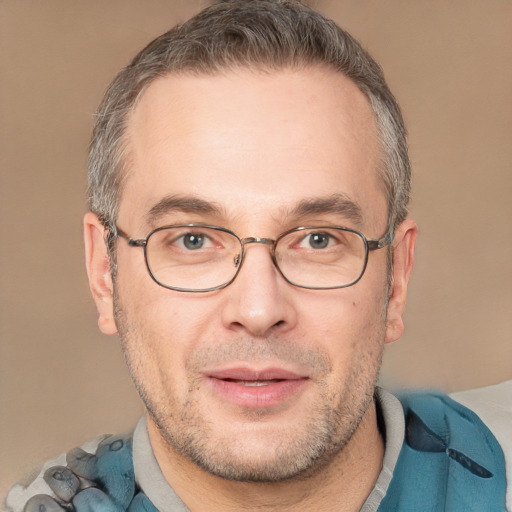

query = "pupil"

[
  {"left": 184, "top": 234, "right": 204, "bottom": 250},
  {"left": 310, "top": 233, "right": 329, "bottom": 249}
]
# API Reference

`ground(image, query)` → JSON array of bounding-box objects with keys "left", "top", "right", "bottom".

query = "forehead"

[{"left": 120, "top": 66, "right": 385, "bottom": 232}]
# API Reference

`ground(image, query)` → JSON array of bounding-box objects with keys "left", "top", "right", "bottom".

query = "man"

[{"left": 5, "top": 1, "right": 510, "bottom": 511}]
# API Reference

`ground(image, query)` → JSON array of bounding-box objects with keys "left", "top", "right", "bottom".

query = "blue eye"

[
  {"left": 305, "top": 232, "right": 331, "bottom": 249},
  {"left": 182, "top": 233, "right": 206, "bottom": 250}
]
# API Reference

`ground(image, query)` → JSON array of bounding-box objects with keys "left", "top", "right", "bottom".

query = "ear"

[
  {"left": 385, "top": 219, "right": 417, "bottom": 344},
  {"left": 83, "top": 212, "right": 118, "bottom": 335}
]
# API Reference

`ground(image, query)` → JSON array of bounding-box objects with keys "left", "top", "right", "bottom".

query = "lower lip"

[{"left": 209, "top": 378, "right": 308, "bottom": 408}]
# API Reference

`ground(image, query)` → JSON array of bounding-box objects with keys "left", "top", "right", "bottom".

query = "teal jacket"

[
  {"left": 21, "top": 392, "right": 507, "bottom": 512},
  {"left": 378, "top": 392, "right": 507, "bottom": 511}
]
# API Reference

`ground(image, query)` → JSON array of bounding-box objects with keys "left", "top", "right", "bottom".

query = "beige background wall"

[{"left": 1, "top": 0, "right": 511, "bottom": 496}]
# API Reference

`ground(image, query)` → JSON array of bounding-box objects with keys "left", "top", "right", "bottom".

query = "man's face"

[{"left": 87, "top": 66, "right": 413, "bottom": 481}]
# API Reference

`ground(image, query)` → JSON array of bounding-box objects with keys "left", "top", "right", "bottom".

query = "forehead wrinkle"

[
  {"left": 281, "top": 193, "right": 364, "bottom": 227},
  {"left": 145, "top": 194, "right": 226, "bottom": 226}
]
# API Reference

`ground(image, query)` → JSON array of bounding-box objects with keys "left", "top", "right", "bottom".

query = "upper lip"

[{"left": 206, "top": 367, "right": 306, "bottom": 381}]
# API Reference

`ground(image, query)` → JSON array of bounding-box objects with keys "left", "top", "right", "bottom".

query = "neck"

[{"left": 148, "top": 402, "right": 384, "bottom": 512}]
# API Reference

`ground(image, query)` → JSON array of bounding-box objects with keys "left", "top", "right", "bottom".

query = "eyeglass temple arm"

[
  {"left": 367, "top": 230, "right": 394, "bottom": 251},
  {"left": 111, "top": 225, "right": 147, "bottom": 247}
]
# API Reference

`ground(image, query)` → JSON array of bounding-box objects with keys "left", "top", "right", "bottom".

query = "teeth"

[{"left": 236, "top": 380, "right": 279, "bottom": 387}]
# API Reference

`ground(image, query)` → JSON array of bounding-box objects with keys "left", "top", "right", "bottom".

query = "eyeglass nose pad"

[{"left": 233, "top": 254, "right": 241, "bottom": 267}]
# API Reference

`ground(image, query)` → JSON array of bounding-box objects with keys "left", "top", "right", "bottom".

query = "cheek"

[
  {"left": 115, "top": 259, "right": 222, "bottom": 366},
  {"left": 114, "top": 288, "right": 204, "bottom": 405},
  {"left": 298, "top": 282, "right": 388, "bottom": 368},
  {"left": 302, "top": 282, "right": 387, "bottom": 338}
]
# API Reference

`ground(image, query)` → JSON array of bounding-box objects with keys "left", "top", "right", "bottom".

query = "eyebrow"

[
  {"left": 146, "top": 195, "right": 224, "bottom": 225},
  {"left": 285, "top": 194, "right": 363, "bottom": 226},
  {"left": 145, "top": 192, "right": 363, "bottom": 228}
]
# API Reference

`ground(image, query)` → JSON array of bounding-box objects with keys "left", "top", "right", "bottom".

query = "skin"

[{"left": 84, "top": 66, "right": 417, "bottom": 511}]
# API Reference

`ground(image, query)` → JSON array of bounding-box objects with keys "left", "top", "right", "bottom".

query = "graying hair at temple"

[{"left": 88, "top": 0, "right": 410, "bottom": 251}]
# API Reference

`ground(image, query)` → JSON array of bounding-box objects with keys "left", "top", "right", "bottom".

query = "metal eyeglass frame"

[{"left": 113, "top": 224, "right": 394, "bottom": 293}]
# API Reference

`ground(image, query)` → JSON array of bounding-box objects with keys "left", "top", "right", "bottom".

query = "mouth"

[
  {"left": 206, "top": 367, "right": 309, "bottom": 408},
  {"left": 222, "top": 379, "right": 283, "bottom": 387}
]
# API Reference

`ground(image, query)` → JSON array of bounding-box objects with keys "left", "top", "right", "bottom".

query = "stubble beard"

[{"left": 114, "top": 291, "right": 385, "bottom": 484}]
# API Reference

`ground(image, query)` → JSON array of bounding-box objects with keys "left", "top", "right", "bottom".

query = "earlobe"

[
  {"left": 385, "top": 219, "right": 417, "bottom": 344},
  {"left": 83, "top": 212, "right": 118, "bottom": 335}
]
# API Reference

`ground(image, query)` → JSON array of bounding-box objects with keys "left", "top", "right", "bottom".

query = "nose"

[{"left": 220, "top": 243, "right": 297, "bottom": 337}]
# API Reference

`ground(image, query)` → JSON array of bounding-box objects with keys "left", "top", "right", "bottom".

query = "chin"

[{"left": 148, "top": 386, "right": 375, "bottom": 483}]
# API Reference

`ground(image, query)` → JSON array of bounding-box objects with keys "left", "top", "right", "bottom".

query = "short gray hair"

[{"left": 88, "top": 0, "right": 410, "bottom": 239}]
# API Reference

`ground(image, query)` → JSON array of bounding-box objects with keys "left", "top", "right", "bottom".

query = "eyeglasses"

[{"left": 114, "top": 224, "right": 393, "bottom": 292}]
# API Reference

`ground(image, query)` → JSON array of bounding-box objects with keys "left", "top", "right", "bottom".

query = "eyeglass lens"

[{"left": 144, "top": 226, "right": 368, "bottom": 291}]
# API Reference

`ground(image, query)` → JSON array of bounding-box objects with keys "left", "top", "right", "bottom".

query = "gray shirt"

[{"left": 132, "top": 388, "right": 405, "bottom": 512}]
